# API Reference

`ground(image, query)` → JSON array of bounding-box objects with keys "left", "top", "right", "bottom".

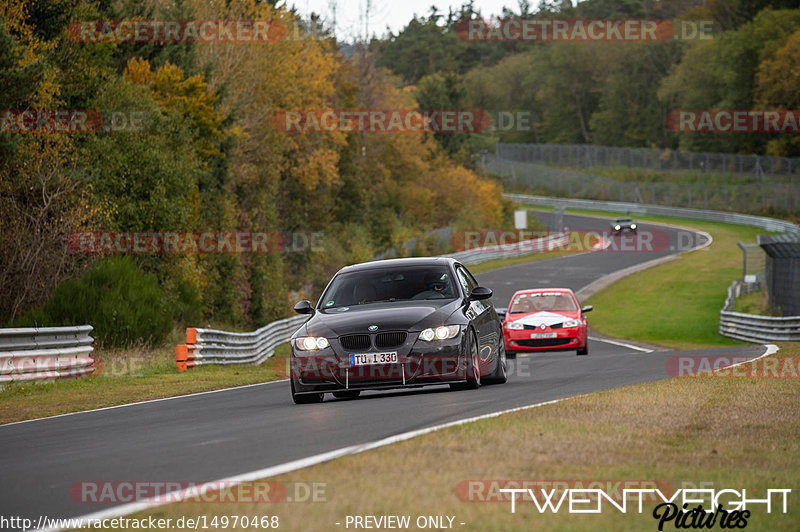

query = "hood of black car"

[{"left": 300, "top": 299, "right": 461, "bottom": 337}]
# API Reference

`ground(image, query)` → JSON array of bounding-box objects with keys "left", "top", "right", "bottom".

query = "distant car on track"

[
  {"left": 500, "top": 288, "right": 592, "bottom": 357},
  {"left": 289, "top": 257, "right": 507, "bottom": 404},
  {"left": 610, "top": 217, "right": 637, "bottom": 234}
]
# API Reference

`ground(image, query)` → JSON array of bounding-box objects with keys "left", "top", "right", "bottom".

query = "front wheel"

[
  {"left": 451, "top": 331, "right": 481, "bottom": 391},
  {"left": 483, "top": 342, "right": 507, "bottom": 385},
  {"left": 576, "top": 344, "right": 589, "bottom": 356}
]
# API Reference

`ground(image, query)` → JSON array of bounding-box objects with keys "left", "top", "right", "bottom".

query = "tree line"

[
  {"left": 373, "top": 0, "right": 800, "bottom": 160},
  {"left": 0, "top": 0, "right": 510, "bottom": 345}
]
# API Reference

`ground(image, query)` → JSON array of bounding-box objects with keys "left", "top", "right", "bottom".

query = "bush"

[{"left": 16, "top": 257, "right": 172, "bottom": 347}]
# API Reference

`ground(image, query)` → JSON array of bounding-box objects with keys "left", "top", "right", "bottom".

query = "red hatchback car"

[{"left": 501, "top": 288, "right": 592, "bottom": 356}]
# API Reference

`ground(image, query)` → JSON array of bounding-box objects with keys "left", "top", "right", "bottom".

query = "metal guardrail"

[
  {"left": 0, "top": 326, "right": 96, "bottom": 382},
  {"left": 175, "top": 315, "right": 308, "bottom": 372},
  {"left": 719, "top": 281, "right": 800, "bottom": 343},
  {"left": 504, "top": 193, "right": 800, "bottom": 235}
]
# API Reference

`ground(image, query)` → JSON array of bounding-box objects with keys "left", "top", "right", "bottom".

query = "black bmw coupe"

[{"left": 289, "top": 257, "right": 507, "bottom": 403}]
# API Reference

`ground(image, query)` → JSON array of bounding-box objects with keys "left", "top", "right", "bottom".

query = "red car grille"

[{"left": 517, "top": 338, "right": 572, "bottom": 348}]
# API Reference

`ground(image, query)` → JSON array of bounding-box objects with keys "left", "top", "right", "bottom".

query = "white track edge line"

[
  {"left": 588, "top": 336, "right": 654, "bottom": 353},
  {"left": 37, "top": 397, "right": 569, "bottom": 532},
  {"left": 717, "top": 343, "right": 778, "bottom": 372}
]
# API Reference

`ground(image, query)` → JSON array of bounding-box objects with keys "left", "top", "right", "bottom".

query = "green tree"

[
  {"left": 659, "top": 8, "right": 800, "bottom": 153},
  {"left": 415, "top": 71, "right": 472, "bottom": 164},
  {"left": 590, "top": 41, "right": 681, "bottom": 147},
  {"left": 755, "top": 29, "right": 800, "bottom": 156}
]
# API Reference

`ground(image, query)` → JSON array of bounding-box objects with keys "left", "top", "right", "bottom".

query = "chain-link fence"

[
  {"left": 737, "top": 243, "right": 766, "bottom": 284},
  {"left": 484, "top": 156, "right": 800, "bottom": 215},
  {"left": 496, "top": 143, "right": 800, "bottom": 181}
]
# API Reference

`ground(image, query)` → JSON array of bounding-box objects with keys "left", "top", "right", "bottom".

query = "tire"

[
  {"left": 450, "top": 331, "right": 481, "bottom": 391},
  {"left": 332, "top": 390, "right": 361, "bottom": 399},
  {"left": 291, "top": 374, "right": 324, "bottom": 404},
  {"left": 505, "top": 350, "right": 517, "bottom": 359},
  {"left": 483, "top": 341, "right": 508, "bottom": 385},
  {"left": 576, "top": 344, "right": 589, "bottom": 356}
]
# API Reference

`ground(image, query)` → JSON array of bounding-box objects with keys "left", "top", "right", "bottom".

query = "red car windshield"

[{"left": 510, "top": 293, "right": 577, "bottom": 313}]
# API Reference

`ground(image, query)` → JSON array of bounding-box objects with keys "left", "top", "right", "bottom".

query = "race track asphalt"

[{"left": 0, "top": 212, "right": 766, "bottom": 525}]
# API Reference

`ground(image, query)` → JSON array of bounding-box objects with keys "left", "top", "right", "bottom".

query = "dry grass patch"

[{"left": 129, "top": 345, "right": 800, "bottom": 531}]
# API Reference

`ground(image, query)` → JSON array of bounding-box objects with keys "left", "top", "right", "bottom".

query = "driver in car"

[{"left": 413, "top": 271, "right": 450, "bottom": 299}]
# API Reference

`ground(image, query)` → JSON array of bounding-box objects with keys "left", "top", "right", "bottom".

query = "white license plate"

[
  {"left": 530, "top": 332, "right": 558, "bottom": 339},
  {"left": 349, "top": 352, "right": 398, "bottom": 366}
]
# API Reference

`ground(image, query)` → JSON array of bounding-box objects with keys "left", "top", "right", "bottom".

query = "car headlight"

[
  {"left": 419, "top": 325, "right": 460, "bottom": 341},
  {"left": 614, "top": 225, "right": 621, "bottom": 230},
  {"left": 505, "top": 321, "right": 524, "bottom": 330},
  {"left": 295, "top": 336, "right": 329, "bottom": 350},
  {"left": 562, "top": 319, "right": 581, "bottom": 328},
  {"left": 630, "top": 224, "right": 637, "bottom": 229}
]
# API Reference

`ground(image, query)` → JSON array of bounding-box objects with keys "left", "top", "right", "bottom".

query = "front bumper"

[
  {"left": 291, "top": 334, "right": 470, "bottom": 394},
  {"left": 503, "top": 326, "right": 586, "bottom": 352}
]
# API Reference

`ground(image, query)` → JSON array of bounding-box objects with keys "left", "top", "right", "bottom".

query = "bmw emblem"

[{"left": 368, "top": 325, "right": 378, "bottom": 332}]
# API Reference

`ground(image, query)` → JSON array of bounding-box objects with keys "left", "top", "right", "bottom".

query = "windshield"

[
  {"left": 320, "top": 266, "right": 457, "bottom": 308},
  {"left": 509, "top": 292, "right": 577, "bottom": 313}
]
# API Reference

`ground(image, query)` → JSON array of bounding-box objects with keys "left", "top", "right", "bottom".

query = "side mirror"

[
  {"left": 581, "top": 305, "right": 593, "bottom": 314},
  {"left": 294, "top": 300, "right": 314, "bottom": 315},
  {"left": 469, "top": 286, "right": 493, "bottom": 301}
]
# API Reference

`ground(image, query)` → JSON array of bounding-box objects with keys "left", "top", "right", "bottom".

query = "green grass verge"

[
  {"left": 124, "top": 345, "right": 800, "bottom": 532},
  {"left": 733, "top": 289, "right": 778, "bottom": 316},
  {"left": 527, "top": 207, "right": 767, "bottom": 349},
  {"left": 0, "top": 343, "right": 291, "bottom": 425}
]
